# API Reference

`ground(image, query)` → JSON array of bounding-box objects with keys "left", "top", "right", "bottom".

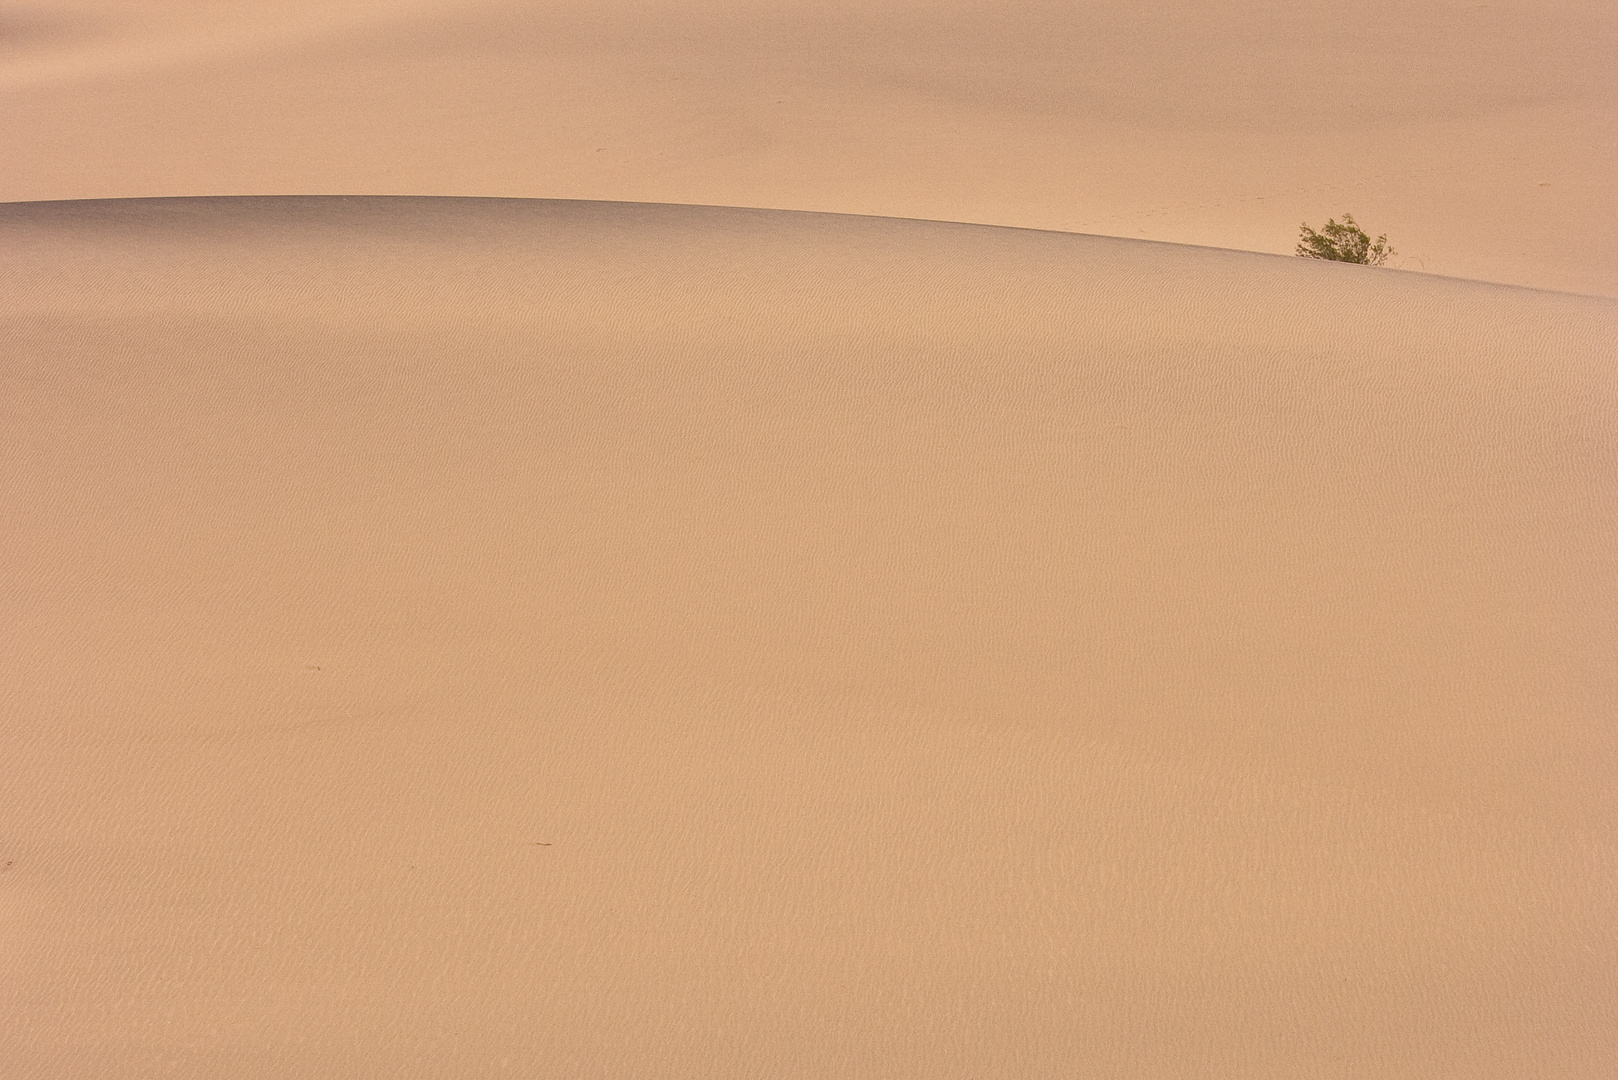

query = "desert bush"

[{"left": 1296, "top": 214, "right": 1395, "bottom": 266}]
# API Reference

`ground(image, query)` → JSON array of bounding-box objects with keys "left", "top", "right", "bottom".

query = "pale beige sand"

[
  {"left": 1, "top": 0, "right": 1614, "bottom": 295},
  {"left": 3, "top": 196, "right": 1615, "bottom": 1077}
]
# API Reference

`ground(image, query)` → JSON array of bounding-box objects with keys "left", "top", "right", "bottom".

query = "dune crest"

[{"left": 2, "top": 0, "right": 1614, "bottom": 294}]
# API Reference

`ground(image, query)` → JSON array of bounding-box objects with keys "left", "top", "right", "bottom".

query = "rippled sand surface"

[{"left": 3, "top": 195, "right": 1614, "bottom": 1077}]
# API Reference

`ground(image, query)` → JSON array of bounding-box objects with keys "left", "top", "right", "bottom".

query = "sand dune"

[
  {"left": 2, "top": 0, "right": 1614, "bottom": 295},
  {"left": 3, "top": 196, "right": 1615, "bottom": 1077}
]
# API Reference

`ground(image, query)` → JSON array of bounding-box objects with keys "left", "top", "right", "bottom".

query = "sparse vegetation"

[{"left": 1296, "top": 214, "right": 1395, "bottom": 266}]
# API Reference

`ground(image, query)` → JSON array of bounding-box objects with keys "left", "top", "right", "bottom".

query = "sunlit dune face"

[{"left": 3, "top": 197, "right": 1615, "bottom": 1078}]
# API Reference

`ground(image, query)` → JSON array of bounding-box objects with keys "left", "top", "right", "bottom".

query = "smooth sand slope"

[
  {"left": 3, "top": 196, "right": 1615, "bottom": 1077},
  {"left": 2, "top": 0, "right": 1615, "bottom": 296}
]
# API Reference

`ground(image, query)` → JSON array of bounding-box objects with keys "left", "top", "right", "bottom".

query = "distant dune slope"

[
  {"left": 3, "top": 197, "right": 1615, "bottom": 1078},
  {"left": 1, "top": 0, "right": 1615, "bottom": 295}
]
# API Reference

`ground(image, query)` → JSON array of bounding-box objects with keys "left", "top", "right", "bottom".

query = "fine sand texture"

[
  {"left": 1, "top": 0, "right": 1615, "bottom": 296},
  {"left": 3, "top": 196, "right": 1615, "bottom": 1077}
]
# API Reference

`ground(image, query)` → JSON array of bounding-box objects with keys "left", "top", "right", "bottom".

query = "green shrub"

[{"left": 1296, "top": 214, "right": 1395, "bottom": 266}]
